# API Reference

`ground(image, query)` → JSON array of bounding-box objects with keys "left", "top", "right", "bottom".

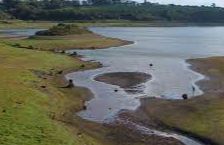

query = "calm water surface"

[
  {"left": 0, "top": 29, "right": 44, "bottom": 37},
  {"left": 66, "top": 27, "right": 224, "bottom": 122}
]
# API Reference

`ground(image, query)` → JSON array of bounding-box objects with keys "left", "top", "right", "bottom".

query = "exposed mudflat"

[{"left": 94, "top": 72, "right": 151, "bottom": 93}]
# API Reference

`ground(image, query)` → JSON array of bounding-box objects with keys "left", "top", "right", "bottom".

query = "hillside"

[{"left": 1, "top": 0, "right": 224, "bottom": 23}]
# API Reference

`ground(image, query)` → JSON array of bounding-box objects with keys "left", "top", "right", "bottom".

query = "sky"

[{"left": 139, "top": 0, "right": 224, "bottom": 7}]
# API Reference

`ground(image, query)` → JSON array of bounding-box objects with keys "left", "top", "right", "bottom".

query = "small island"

[
  {"left": 35, "top": 23, "right": 91, "bottom": 36},
  {"left": 9, "top": 23, "right": 132, "bottom": 51},
  {"left": 95, "top": 72, "right": 151, "bottom": 90}
]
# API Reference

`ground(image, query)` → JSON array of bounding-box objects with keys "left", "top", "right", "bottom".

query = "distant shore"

[{"left": 2, "top": 20, "right": 224, "bottom": 29}]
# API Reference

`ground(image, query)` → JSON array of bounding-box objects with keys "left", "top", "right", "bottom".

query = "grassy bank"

[
  {"left": 0, "top": 41, "right": 104, "bottom": 145},
  {"left": 136, "top": 57, "right": 224, "bottom": 145}
]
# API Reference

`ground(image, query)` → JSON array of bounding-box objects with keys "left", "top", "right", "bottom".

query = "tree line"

[{"left": 1, "top": 0, "right": 224, "bottom": 23}]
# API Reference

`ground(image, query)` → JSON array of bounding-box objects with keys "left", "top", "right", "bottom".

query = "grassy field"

[
  {"left": 0, "top": 41, "right": 107, "bottom": 145},
  {"left": 137, "top": 57, "right": 224, "bottom": 145}
]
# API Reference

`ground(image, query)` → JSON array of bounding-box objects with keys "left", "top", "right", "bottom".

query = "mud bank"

[{"left": 94, "top": 72, "right": 151, "bottom": 93}]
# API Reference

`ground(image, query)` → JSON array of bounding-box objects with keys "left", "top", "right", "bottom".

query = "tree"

[
  {"left": 91, "top": 0, "right": 112, "bottom": 5},
  {"left": 211, "top": 3, "right": 216, "bottom": 8},
  {"left": 42, "top": 0, "right": 66, "bottom": 9},
  {"left": 2, "top": 0, "right": 19, "bottom": 9}
]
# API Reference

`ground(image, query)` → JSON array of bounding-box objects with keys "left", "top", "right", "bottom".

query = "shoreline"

[
  {"left": 3, "top": 20, "right": 224, "bottom": 29},
  {"left": 59, "top": 31, "right": 213, "bottom": 144},
  {"left": 123, "top": 56, "right": 224, "bottom": 145},
  {"left": 54, "top": 35, "right": 187, "bottom": 144},
  {"left": 66, "top": 44, "right": 210, "bottom": 144},
  {"left": 43, "top": 35, "right": 133, "bottom": 120}
]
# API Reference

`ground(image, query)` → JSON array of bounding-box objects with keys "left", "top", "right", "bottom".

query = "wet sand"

[{"left": 94, "top": 72, "right": 151, "bottom": 93}]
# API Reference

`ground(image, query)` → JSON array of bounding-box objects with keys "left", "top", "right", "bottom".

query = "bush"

[{"left": 35, "top": 23, "right": 91, "bottom": 36}]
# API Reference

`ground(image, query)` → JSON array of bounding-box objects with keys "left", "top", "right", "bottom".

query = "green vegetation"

[
  {"left": 36, "top": 24, "right": 91, "bottom": 36},
  {"left": 0, "top": 41, "right": 103, "bottom": 145},
  {"left": 1, "top": 0, "right": 224, "bottom": 23},
  {"left": 139, "top": 57, "right": 224, "bottom": 145}
]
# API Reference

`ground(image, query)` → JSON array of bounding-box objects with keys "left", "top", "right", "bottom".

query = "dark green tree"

[{"left": 2, "top": 0, "right": 20, "bottom": 9}]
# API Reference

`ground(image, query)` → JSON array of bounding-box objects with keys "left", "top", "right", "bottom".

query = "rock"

[
  {"left": 68, "top": 79, "right": 74, "bottom": 87},
  {"left": 57, "top": 70, "right": 63, "bottom": 74},
  {"left": 54, "top": 49, "right": 65, "bottom": 54},
  {"left": 2, "top": 109, "right": 6, "bottom": 113},
  {"left": 28, "top": 45, "right": 34, "bottom": 49},
  {"left": 59, "top": 79, "right": 74, "bottom": 88},
  {"left": 80, "top": 64, "right": 85, "bottom": 68},
  {"left": 16, "top": 101, "right": 22, "bottom": 104},
  {"left": 40, "top": 85, "right": 46, "bottom": 89},
  {"left": 114, "top": 89, "right": 118, "bottom": 92},
  {"left": 149, "top": 63, "right": 153, "bottom": 67},
  {"left": 77, "top": 132, "right": 82, "bottom": 137},
  {"left": 182, "top": 94, "right": 188, "bottom": 100},
  {"left": 83, "top": 105, "right": 87, "bottom": 110},
  {"left": 69, "top": 51, "right": 77, "bottom": 56}
]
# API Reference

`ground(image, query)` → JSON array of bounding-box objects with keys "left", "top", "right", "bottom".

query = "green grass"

[
  {"left": 0, "top": 42, "right": 104, "bottom": 145},
  {"left": 36, "top": 24, "right": 91, "bottom": 36}
]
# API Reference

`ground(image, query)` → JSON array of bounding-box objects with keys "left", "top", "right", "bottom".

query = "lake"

[{"left": 66, "top": 27, "right": 224, "bottom": 122}]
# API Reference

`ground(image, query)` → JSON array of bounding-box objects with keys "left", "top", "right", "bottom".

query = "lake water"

[
  {"left": 66, "top": 27, "right": 224, "bottom": 122},
  {"left": 0, "top": 29, "right": 44, "bottom": 37}
]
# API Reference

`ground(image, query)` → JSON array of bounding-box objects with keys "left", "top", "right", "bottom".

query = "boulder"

[{"left": 182, "top": 94, "right": 188, "bottom": 100}]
